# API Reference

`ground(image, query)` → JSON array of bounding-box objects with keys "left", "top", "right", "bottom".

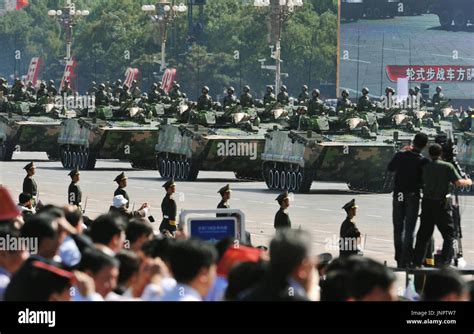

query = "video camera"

[{"left": 435, "top": 130, "right": 466, "bottom": 178}]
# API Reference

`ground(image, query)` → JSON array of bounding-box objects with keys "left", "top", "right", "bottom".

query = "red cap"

[
  {"left": 216, "top": 245, "right": 262, "bottom": 278},
  {"left": 0, "top": 186, "right": 21, "bottom": 221}
]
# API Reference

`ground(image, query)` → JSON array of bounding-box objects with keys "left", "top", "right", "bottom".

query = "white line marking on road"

[
  {"left": 383, "top": 47, "right": 409, "bottom": 53},
  {"left": 317, "top": 208, "right": 333, "bottom": 212},
  {"left": 367, "top": 215, "right": 383, "bottom": 218},
  {"left": 249, "top": 200, "right": 265, "bottom": 204},
  {"left": 363, "top": 249, "right": 385, "bottom": 254},
  {"left": 340, "top": 58, "right": 371, "bottom": 64},
  {"left": 370, "top": 237, "right": 392, "bottom": 243},
  {"left": 292, "top": 205, "right": 308, "bottom": 209},
  {"left": 431, "top": 53, "right": 474, "bottom": 61},
  {"left": 312, "top": 229, "right": 332, "bottom": 234}
]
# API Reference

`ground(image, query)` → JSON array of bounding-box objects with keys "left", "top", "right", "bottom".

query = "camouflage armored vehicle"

[
  {"left": 0, "top": 100, "right": 68, "bottom": 161},
  {"left": 362, "top": 0, "right": 399, "bottom": 19},
  {"left": 432, "top": 0, "right": 474, "bottom": 29},
  {"left": 341, "top": 0, "right": 364, "bottom": 22},
  {"left": 57, "top": 105, "right": 160, "bottom": 170},
  {"left": 261, "top": 129, "right": 396, "bottom": 193}
]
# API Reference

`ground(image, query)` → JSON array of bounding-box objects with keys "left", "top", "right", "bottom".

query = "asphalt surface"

[
  {"left": 340, "top": 14, "right": 474, "bottom": 99},
  {"left": 2, "top": 151, "right": 474, "bottom": 271}
]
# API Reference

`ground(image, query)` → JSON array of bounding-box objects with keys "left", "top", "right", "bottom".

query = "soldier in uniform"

[
  {"left": 384, "top": 87, "right": 396, "bottom": 108},
  {"left": 114, "top": 172, "right": 129, "bottom": 209},
  {"left": 157, "top": 82, "right": 167, "bottom": 97},
  {"left": 113, "top": 80, "right": 123, "bottom": 98},
  {"left": 307, "top": 89, "right": 324, "bottom": 116},
  {"left": 46, "top": 80, "right": 57, "bottom": 97},
  {"left": 240, "top": 85, "right": 253, "bottom": 108},
  {"left": 432, "top": 86, "right": 444, "bottom": 105},
  {"left": 357, "top": 87, "right": 373, "bottom": 112},
  {"left": 298, "top": 85, "right": 309, "bottom": 105},
  {"left": 414, "top": 86, "right": 425, "bottom": 106},
  {"left": 169, "top": 82, "right": 184, "bottom": 101},
  {"left": 22, "top": 162, "right": 38, "bottom": 207},
  {"left": 339, "top": 199, "right": 363, "bottom": 258},
  {"left": 336, "top": 89, "right": 352, "bottom": 113},
  {"left": 36, "top": 82, "right": 48, "bottom": 100},
  {"left": 0, "top": 77, "right": 9, "bottom": 96},
  {"left": 277, "top": 85, "right": 290, "bottom": 106},
  {"left": 26, "top": 81, "right": 36, "bottom": 96},
  {"left": 88, "top": 81, "right": 98, "bottom": 96},
  {"left": 119, "top": 84, "right": 132, "bottom": 103},
  {"left": 131, "top": 80, "right": 141, "bottom": 99},
  {"left": 12, "top": 82, "right": 28, "bottom": 102},
  {"left": 274, "top": 191, "right": 291, "bottom": 230},
  {"left": 263, "top": 86, "right": 276, "bottom": 106},
  {"left": 95, "top": 83, "right": 110, "bottom": 107},
  {"left": 197, "top": 86, "right": 213, "bottom": 111},
  {"left": 68, "top": 167, "right": 82, "bottom": 210},
  {"left": 222, "top": 87, "right": 237, "bottom": 109},
  {"left": 216, "top": 184, "right": 231, "bottom": 217},
  {"left": 148, "top": 83, "right": 160, "bottom": 104},
  {"left": 60, "top": 80, "right": 73, "bottom": 97},
  {"left": 160, "top": 179, "right": 177, "bottom": 235}
]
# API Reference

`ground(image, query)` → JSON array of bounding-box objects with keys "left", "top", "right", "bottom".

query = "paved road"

[
  {"left": 340, "top": 14, "right": 474, "bottom": 99},
  {"left": 1, "top": 152, "right": 473, "bottom": 269}
]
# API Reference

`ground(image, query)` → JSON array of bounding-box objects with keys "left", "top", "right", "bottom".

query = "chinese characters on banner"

[{"left": 386, "top": 65, "right": 474, "bottom": 83}]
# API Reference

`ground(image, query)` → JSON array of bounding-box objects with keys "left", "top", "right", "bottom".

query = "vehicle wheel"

[
  {"left": 280, "top": 170, "right": 286, "bottom": 190},
  {"left": 61, "top": 147, "right": 67, "bottom": 167},
  {"left": 290, "top": 172, "right": 297, "bottom": 192},
  {"left": 268, "top": 169, "right": 274, "bottom": 189},
  {"left": 274, "top": 170, "right": 280, "bottom": 189}
]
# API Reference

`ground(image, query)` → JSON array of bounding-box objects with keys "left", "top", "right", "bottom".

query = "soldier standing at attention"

[
  {"left": 274, "top": 191, "right": 291, "bottom": 230},
  {"left": 357, "top": 87, "right": 373, "bottom": 112},
  {"left": 277, "top": 85, "right": 290, "bottom": 106},
  {"left": 307, "top": 89, "right": 324, "bottom": 116},
  {"left": 197, "top": 86, "right": 213, "bottom": 111},
  {"left": 263, "top": 86, "right": 276, "bottom": 106},
  {"left": 298, "top": 85, "right": 309, "bottom": 105},
  {"left": 68, "top": 167, "right": 82, "bottom": 210},
  {"left": 240, "top": 85, "right": 253, "bottom": 108},
  {"left": 339, "top": 199, "right": 363, "bottom": 258},
  {"left": 114, "top": 172, "right": 129, "bottom": 209},
  {"left": 22, "top": 162, "right": 38, "bottom": 207},
  {"left": 216, "top": 184, "right": 231, "bottom": 217},
  {"left": 160, "top": 179, "right": 177, "bottom": 235}
]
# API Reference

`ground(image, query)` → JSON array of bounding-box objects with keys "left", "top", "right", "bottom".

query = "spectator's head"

[
  {"left": 320, "top": 270, "right": 350, "bottom": 301},
  {"left": 21, "top": 213, "right": 62, "bottom": 259},
  {"left": 413, "top": 133, "right": 428, "bottom": 151},
  {"left": 422, "top": 268, "right": 469, "bottom": 301},
  {"left": 0, "top": 225, "right": 28, "bottom": 274},
  {"left": 275, "top": 191, "right": 290, "bottom": 209},
  {"left": 18, "top": 193, "right": 32, "bottom": 209},
  {"left": 125, "top": 218, "right": 154, "bottom": 253},
  {"left": 168, "top": 239, "right": 217, "bottom": 298},
  {"left": 269, "top": 229, "right": 316, "bottom": 294},
  {"left": 88, "top": 214, "right": 126, "bottom": 253},
  {"left": 142, "top": 236, "right": 174, "bottom": 264},
  {"left": 112, "top": 195, "right": 128, "bottom": 210},
  {"left": 429, "top": 143, "right": 443, "bottom": 160},
  {"left": 115, "top": 250, "right": 141, "bottom": 292},
  {"left": 214, "top": 237, "right": 235, "bottom": 263},
  {"left": 78, "top": 248, "right": 120, "bottom": 298},
  {"left": 348, "top": 258, "right": 397, "bottom": 301},
  {"left": 225, "top": 261, "right": 267, "bottom": 301},
  {"left": 30, "top": 261, "right": 74, "bottom": 301},
  {"left": 63, "top": 206, "right": 83, "bottom": 233}
]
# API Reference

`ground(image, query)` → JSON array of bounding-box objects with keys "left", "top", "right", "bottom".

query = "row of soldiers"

[{"left": 0, "top": 77, "right": 74, "bottom": 103}]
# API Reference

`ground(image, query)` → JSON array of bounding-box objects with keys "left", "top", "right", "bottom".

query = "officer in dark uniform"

[
  {"left": 240, "top": 85, "right": 253, "bottom": 108},
  {"left": 68, "top": 167, "right": 82, "bottom": 210},
  {"left": 160, "top": 179, "right": 177, "bottom": 235},
  {"left": 336, "top": 89, "right": 352, "bottom": 113},
  {"left": 46, "top": 80, "right": 57, "bottom": 97},
  {"left": 274, "top": 191, "right": 291, "bottom": 230},
  {"left": 307, "top": 89, "right": 324, "bottom": 116},
  {"left": 298, "top": 85, "right": 309, "bottom": 105},
  {"left": 222, "top": 87, "right": 237, "bottom": 109},
  {"left": 357, "top": 87, "right": 373, "bottom": 112},
  {"left": 197, "top": 86, "right": 213, "bottom": 111},
  {"left": 95, "top": 83, "right": 110, "bottom": 107},
  {"left": 131, "top": 80, "right": 141, "bottom": 99},
  {"left": 432, "top": 86, "right": 444, "bottom": 105},
  {"left": 216, "top": 184, "right": 231, "bottom": 217},
  {"left": 277, "top": 85, "right": 290, "bottom": 105},
  {"left": 119, "top": 84, "right": 132, "bottom": 102},
  {"left": 22, "top": 162, "right": 38, "bottom": 207},
  {"left": 339, "top": 198, "right": 362, "bottom": 258},
  {"left": 263, "top": 86, "right": 277, "bottom": 106},
  {"left": 60, "top": 80, "right": 73, "bottom": 97},
  {"left": 169, "top": 82, "right": 184, "bottom": 101},
  {"left": 36, "top": 82, "right": 48, "bottom": 100},
  {"left": 114, "top": 172, "right": 129, "bottom": 209}
]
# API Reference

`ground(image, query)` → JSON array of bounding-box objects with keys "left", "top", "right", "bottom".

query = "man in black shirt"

[
  {"left": 160, "top": 179, "right": 177, "bottom": 235},
  {"left": 339, "top": 198, "right": 362, "bottom": 258},
  {"left": 274, "top": 191, "right": 291, "bottom": 230},
  {"left": 216, "top": 184, "right": 231, "bottom": 217},
  {"left": 114, "top": 172, "right": 129, "bottom": 209},
  {"left": 387, "top": 133, "right": 429, "bottom": 268},
  {"left": 22, "top": 162, "right": 38, "bottom": 207},
  {"left": 68, "top": 167, "right": 82, "bottom": 210}
]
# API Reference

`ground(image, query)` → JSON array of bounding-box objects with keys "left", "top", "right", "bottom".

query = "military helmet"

[
  {"left": 227, "top": 86, "right": 235, "bottom": 94},
  {"left": 123, "top": 84, "right": 129, "bottom": 90},
  {"left": 174, "top": 83, "right": 180, "bottom": 89},
  {"left": 342, "top": 89, "right": 349, "bottom": 97},
  {"left": 302, "top": 85, "right": 308, "bottom": 91},
  {"left": 280, "top": 85, "right": 287, "bottom": 92},
  {"left": 152, "top": 83, "right": 158, "bottom": 89},
  {"left": 409, "top": 88, "right": 415, "bottom": 95},
  {"left": 312, "top": 89, "right": 320, "bottom": 96},
  {"left": 49, "top": 80, "right": 55, "bottom": 85},
  {"left": 64, "top": 79, "right": 70, "bottom": 85},
  {"left": 202, "top": 86, "right": 209, "bottom": 93},
  {"left": 99, "top": 83, "right": 106, "bottom": 90},
  {"left": 385, "top": 86, "right": 394, "bottom": 94},
  {"left": 116, "top": 79, "right": 122, "bottom": 84},
  {"left": 243, "top": 85, "right": 250, "bottom": 92},
  {"left": 91, "top": 81, "right": 97, "bottom": 86},
  {"left": 40, "top": 82, "right": 46, "bottom": 88},
  {"left": 132, "top": 80, "right": 137, "bottom": 85},
  {"left": 141, "top": 93, "right": 148, "bottom": 99},
  {"left": 0, "top": 77, "right": 5, "bottom": 83},
  {"left": 27, "top": 81, "right": 33, "bottom": 86},
  {"left": 362, "top": 87, "right": 369, "bottom": 94},
  {"left": 436, "top": 86, "right": 442, "bottom": 93},
  {"left": 414, "top": 86, "right": 420, "bottom": 93},
  {"left": 266, "top": 85, "right": 273, "bottom": 92}
]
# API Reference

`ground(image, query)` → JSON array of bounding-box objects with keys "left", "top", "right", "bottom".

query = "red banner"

[
  {"left": 16, "top": 0, "right": 29, "bottom": 10},
  {"left": 23, "top": 57, "right": 42, "bottom": 87},
  {"left": 386, "top": 65, "right": 474, "bottom": 83},
  {"left": 60, "top": 58, "right": 77, "bottom": 92},
  {"left": 124, "top": 68, "right": 140, "bottom": 88},
  {"left": 161, "top": 68, "right": 177, "bottom": 94}
]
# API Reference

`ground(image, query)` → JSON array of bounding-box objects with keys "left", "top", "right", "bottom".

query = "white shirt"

[{"left": 159, "top": 283, "right": 202, "bottom": 302}]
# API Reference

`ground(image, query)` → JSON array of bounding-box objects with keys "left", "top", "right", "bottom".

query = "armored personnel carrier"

[{"left": 57, "top": 104, "right": 160, "bottom": 170}]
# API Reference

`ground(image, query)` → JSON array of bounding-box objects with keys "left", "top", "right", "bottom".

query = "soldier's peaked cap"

[
  {"left": 342, "top": 198, "right": 358, "bottom": 211},
  {"left": 218, "top": 184, "right": 231, "bottom": 195},
  {"left": 24, "top": 162, "right": 35, "bottom": 170},
  {"left": 275, "top": 191, "right": 289, "bottom": 202},
  {"left": 163, "top": 178, "right": 176, "bottom": 189},
  {"left": 68, "top": 167, "right": 80, "bottom": 177},
  {"left": 114, "top": 172, "right": 127, "bottom": 182}
]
